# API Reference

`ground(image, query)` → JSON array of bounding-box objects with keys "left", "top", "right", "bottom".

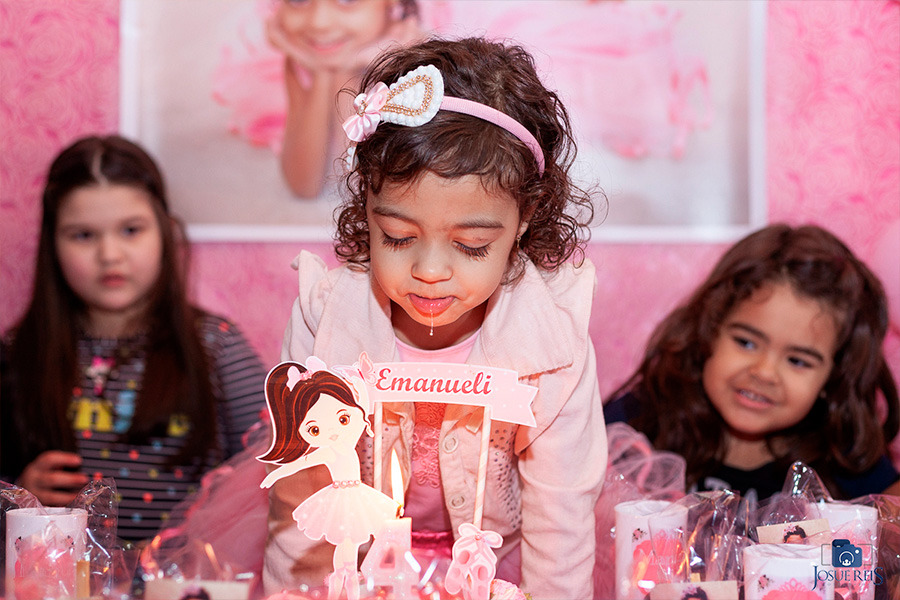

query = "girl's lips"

[
  {"left": 408, "top": 294, "right": 454, "bottom": 317},
  {"left": 308, "top": 38, "right": 346, "bottom": 54},
  {"left": 735, "top": 388, "right": 774, "bottom": 410},
  {"left": 101, "top": 274, "right": 126, "bottom": 287}
]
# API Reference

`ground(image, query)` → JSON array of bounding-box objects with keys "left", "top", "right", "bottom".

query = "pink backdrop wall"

[{"left": 2, "top": 1, "right": 898, "bottom": 456}]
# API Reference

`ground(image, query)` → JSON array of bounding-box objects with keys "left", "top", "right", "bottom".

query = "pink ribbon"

[
  {"left": 342, "top": 82, "right": 389, "bottom": 142},
  {"left": 445, "top": 523, "right": 503, "bottom": 600}
]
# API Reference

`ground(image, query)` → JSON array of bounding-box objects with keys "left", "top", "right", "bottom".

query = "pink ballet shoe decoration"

[{"left": 444, "top": 523, "right": 503, "bottom": 600}]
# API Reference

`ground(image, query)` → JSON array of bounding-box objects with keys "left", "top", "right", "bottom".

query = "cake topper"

[{"left": 258, "top": 355, "right": 396, "bottom": 600}]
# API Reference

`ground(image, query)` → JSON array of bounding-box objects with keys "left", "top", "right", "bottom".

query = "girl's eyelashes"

[
  {"left": 122, "top": 219, "right": 152, "bottom": 236},
  {"left": 380, "top": 232, "right": 491, "bottom": 259},
  {"left": 732, "top": 335, "right": 757, "bottom": 350},
  {"left": 69, "top": 229, "right": 95, "bottom": 241},
  {"left": 730, "top": 333, "right": 820, "bottom": 369},
  {"left": 787, "top": 355, "right": 818, "bottom": 369},
  {"left": 380, "top": 232, "right": 413, "bottom": 249},
  {"left": 456, "top": 241, "right": 490, "bottom": 259}
]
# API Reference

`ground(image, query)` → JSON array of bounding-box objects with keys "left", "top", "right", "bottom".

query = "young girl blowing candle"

[
  {"left": 264, "top": 37, "right": 607, "bottom": 598},
  {"left": 605, "top": 224, "right": 900, "bottom": 502},
  {"left": 0, "top": 135, "right": 267, "bottom": 541}
]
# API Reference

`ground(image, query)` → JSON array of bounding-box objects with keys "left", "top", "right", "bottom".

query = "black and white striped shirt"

[{"left": 70, "top": 313, "right": 266, "bottom": 540}]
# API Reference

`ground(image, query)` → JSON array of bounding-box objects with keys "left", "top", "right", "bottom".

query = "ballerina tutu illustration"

[{"left": 258, "top": 356, "right": 397, "bottom": 600}]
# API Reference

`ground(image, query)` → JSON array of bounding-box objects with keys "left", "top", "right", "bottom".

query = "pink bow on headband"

[{"left": 343, "top": 82, "right": 389, "bottom": 142}]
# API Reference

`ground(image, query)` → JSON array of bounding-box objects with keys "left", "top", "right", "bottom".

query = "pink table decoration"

[
  {"left": 614, "top": 499, "right": 688, "bottom": 599},
  {"left": 445, "top": 523, "right": 503, "bottom": 600},
  {"left": 364, "top": 360, "right": 536, "bottom": 599},
  {"left": 263, "top": 355, "right": 536, "bottom": 598},
  {"left": 258, "top": 357, "right": 396, "bottom": 600}
]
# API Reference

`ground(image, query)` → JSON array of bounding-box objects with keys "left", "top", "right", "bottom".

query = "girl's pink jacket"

[{"left": 264, "top": 251, "right": 607, "bottom": 599}]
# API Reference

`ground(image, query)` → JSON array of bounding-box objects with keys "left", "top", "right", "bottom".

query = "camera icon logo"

[{"left": 832, "top": 539, "right": 863, "bottom": 568}]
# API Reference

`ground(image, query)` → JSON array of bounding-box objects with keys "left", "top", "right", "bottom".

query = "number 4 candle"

[{"left": 360, "top": 450, "right": 419, "bottom": 598}]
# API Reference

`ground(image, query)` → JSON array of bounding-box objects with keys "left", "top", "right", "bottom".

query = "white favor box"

[{"left": 5, "top": 507, "right": 88, "bottom": 600}]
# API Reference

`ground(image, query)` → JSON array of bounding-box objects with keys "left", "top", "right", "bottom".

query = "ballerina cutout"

[{"left": 259, "top": 357, "right": 397, "bottom": 600}]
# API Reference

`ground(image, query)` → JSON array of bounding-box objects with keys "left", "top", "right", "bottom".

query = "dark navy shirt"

[{"left": 604, "top": 393, "right": 899, "bottom": 501}]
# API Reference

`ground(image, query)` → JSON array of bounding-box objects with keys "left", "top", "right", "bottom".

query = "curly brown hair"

[
  {"left": 612, "top": 224, "right": 899, "bottom": 498},
  {"left": 334, "top": 37, "right": 599, "bottom": 282}
]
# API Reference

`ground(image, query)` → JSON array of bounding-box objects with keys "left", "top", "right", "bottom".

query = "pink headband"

[{"left": 342, "top": 64, "right": 545, "bottom": 176}]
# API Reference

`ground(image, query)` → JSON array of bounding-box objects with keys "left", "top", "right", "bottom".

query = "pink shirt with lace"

[{"left": 395, "top": 334, "right": 477, "bottom": 551}]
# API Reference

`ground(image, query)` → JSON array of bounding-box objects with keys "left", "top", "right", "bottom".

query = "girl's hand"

[
  {"left": 265, "top": 13, "right": 319, "bottom": 76},
  {"left": 18, "top": 451, "right": 89, "bottom": 506}
]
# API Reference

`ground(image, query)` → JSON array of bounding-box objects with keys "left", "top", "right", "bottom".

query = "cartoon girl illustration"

[{"left": 258, "top": 359, "right": 396, "bottom": 599}]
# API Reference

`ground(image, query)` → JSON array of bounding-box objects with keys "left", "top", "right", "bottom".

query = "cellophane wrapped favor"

[
  {"left": 1, "top": 477, "right": 118, "bottom": 599},
  {"left": 594, "top": 422, "right": 686, "bottom": 599}
]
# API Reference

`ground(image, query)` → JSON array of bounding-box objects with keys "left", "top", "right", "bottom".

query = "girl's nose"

[
  {"left": 98, "top": 234, "right": 123, "bottom": 263},
  {"left": 749, "top": 353, "right": 779, "bottom": 383},
  {"left": 309, "top": 0, "right": 337, "bottom": 30},
  {"left": 411, "top": 244, "right": 452, "bottom": 283}
]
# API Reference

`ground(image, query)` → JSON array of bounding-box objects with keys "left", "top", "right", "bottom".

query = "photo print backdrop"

[{"left": 120, "top": 0, "right": 766, "bottom": 242}]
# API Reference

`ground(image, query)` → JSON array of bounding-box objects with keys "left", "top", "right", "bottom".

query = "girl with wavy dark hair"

[{"left": 606, "top": 224, "right": 899, "bottom": 502}]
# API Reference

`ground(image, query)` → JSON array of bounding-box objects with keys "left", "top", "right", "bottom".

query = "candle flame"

[{"left": 390, "top": 448, "right": 404, "bottom": 516}]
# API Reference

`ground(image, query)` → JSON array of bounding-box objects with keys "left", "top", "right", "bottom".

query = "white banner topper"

[{"left": 368, "top": 362, "right": 536, "bottom": 427}]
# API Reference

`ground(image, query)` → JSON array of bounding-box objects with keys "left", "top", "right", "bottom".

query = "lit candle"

[{"left": 360, "top": 449, "right": 419, "bottom": 598}]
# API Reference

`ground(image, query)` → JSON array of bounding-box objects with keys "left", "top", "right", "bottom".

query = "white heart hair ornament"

[{"left": 342, "top": 64, "right": 545, "bottom": 175}]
